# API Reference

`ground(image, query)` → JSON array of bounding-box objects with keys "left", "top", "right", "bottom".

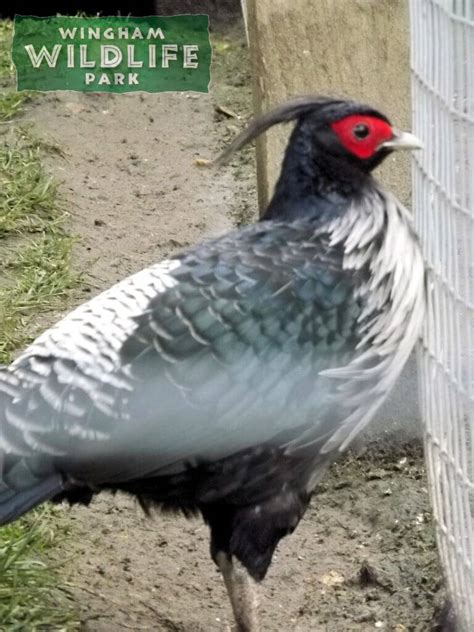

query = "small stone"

[{"left": 320, "top": 570, "right": 345, "bottom": 586}]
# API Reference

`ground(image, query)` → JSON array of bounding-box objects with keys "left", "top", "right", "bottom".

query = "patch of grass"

[
  {"left": 0, "top": 129, "right": 65, "bottom": 237},
  {"left": 0, "top": 508, "right": 79, "bottom": 630},
  {"left": 0, "top": 126, "right": 77, "bottom": 364},
  {"left": 0, "top": 92, "right": 26, "bottom": 121},
  {"left": 0, "top": 20, "right": 13, "bottom": 79},
  {"left": 0, "top": 233, "right": 76, "bottom": 362},
  {"left": 0, "top": 21, "right": 28, "bottom": 119},
  {"left": 0, "top": 18, "right": 80, "bottom": 630}
]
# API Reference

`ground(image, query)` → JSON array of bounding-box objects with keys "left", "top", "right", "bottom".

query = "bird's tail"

[
  {"left": 0, "top": 366, "right": 66, "bottom": 525},
  {"left": 0, "top": 472, "right": 66, "bottom": 525}
]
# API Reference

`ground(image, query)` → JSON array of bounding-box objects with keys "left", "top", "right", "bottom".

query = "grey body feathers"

[{"left": 0, "top": 185, "right": 425, "bottom": 524}]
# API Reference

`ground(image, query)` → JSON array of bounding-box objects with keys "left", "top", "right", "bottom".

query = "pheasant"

[{"left": 0, "top": 96, "right": 424, "bottom": 631}]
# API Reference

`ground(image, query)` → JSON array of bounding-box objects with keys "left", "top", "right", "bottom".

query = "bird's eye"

[{"left": 353, "top": 123, "right": 370, "bottom": 139}]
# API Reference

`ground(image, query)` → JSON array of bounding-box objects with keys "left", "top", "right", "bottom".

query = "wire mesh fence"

[{"left": 410, "top": 0, "right": 474, "bottom": 628}]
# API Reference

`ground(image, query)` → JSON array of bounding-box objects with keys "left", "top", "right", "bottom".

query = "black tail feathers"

[{"left": 0, "top": 473, "right": 65, "bottom": 525}]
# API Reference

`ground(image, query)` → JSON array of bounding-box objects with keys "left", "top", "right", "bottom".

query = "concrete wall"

[{"left": 245, "top": 0, "right": 421, "bottom": 438}]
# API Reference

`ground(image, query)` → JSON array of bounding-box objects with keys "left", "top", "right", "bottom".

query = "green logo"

[{"left": 12, "top": 15, "right": 211, "bottom": 93}]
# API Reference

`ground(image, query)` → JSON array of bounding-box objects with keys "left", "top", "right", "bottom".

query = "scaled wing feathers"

[{"left": 0, "top": 194, "right": 424, "bottom": 492}]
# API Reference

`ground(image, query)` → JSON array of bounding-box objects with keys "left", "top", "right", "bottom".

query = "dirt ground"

[{"left": 23, "top": 23, "right": 444, "bottom": 632}]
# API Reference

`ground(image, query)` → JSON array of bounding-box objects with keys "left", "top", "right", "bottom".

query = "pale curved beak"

[{"left": 379, "top": 129, "right": 423, "bottom": 151}]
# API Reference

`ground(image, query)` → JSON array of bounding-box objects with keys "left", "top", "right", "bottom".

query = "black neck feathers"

[{"left": 263, "top": 119, "right": 379, "bottom": 222}]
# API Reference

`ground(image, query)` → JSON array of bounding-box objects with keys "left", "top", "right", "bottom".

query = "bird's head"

[
  {"left": 296, "top": 98, "right": 422, "bottom": 172},
  {"left": 216, "top": 96, "right": 422, "bottom": 213}
]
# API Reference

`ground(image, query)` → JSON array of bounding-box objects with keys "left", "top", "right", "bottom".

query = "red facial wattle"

[{"left": 330, "top": 115, "right": 394, "bottom": 160}]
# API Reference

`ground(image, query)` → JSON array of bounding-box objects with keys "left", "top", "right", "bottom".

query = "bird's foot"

[{"left": 217, "top": 552, "right": 260, "bottom": 632}]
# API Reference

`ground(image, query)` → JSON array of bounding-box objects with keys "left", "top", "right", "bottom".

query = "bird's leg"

[{"left": 216, "top": 552, "right": 259, "bottom": 632}]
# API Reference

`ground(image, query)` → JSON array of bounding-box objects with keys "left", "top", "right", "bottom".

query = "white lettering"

[
  {"left": 131, "top": 27, "right": 143, "bottom": 40},
  {"left": 66, "top": 43, "right": 74, "bottom": 67},
  {"left": 98, "top": 73, "right": 111, "bottom": 85},
  {"left": 147, "top": 27, "right": 165, "bottom": 40},
  {"left": 101, "top": 45, "right": 122, "bottom": 68},
  {"left": 148, "top": 44, "right": 156, "bottom": 68},
  {"left": 127, "top": 45, "right": 143, "bottom": 68},
  {"left": 80, "top": 44, "right": 95, "bottom": 67},
  {"left": 162, "top": 44, "right": 178, "bottom": 68},
  {"left": 88, "top": 27, "right": 101, "bottom": 40},
  {"left": 183, "top": 45, "right": 198, "bottom": 69},
  {"left": 24, "top": 44, "right": 62, "bottom": 68},
  {"left": 58, "top": 27, "right": 77, "bottom": 39}
]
